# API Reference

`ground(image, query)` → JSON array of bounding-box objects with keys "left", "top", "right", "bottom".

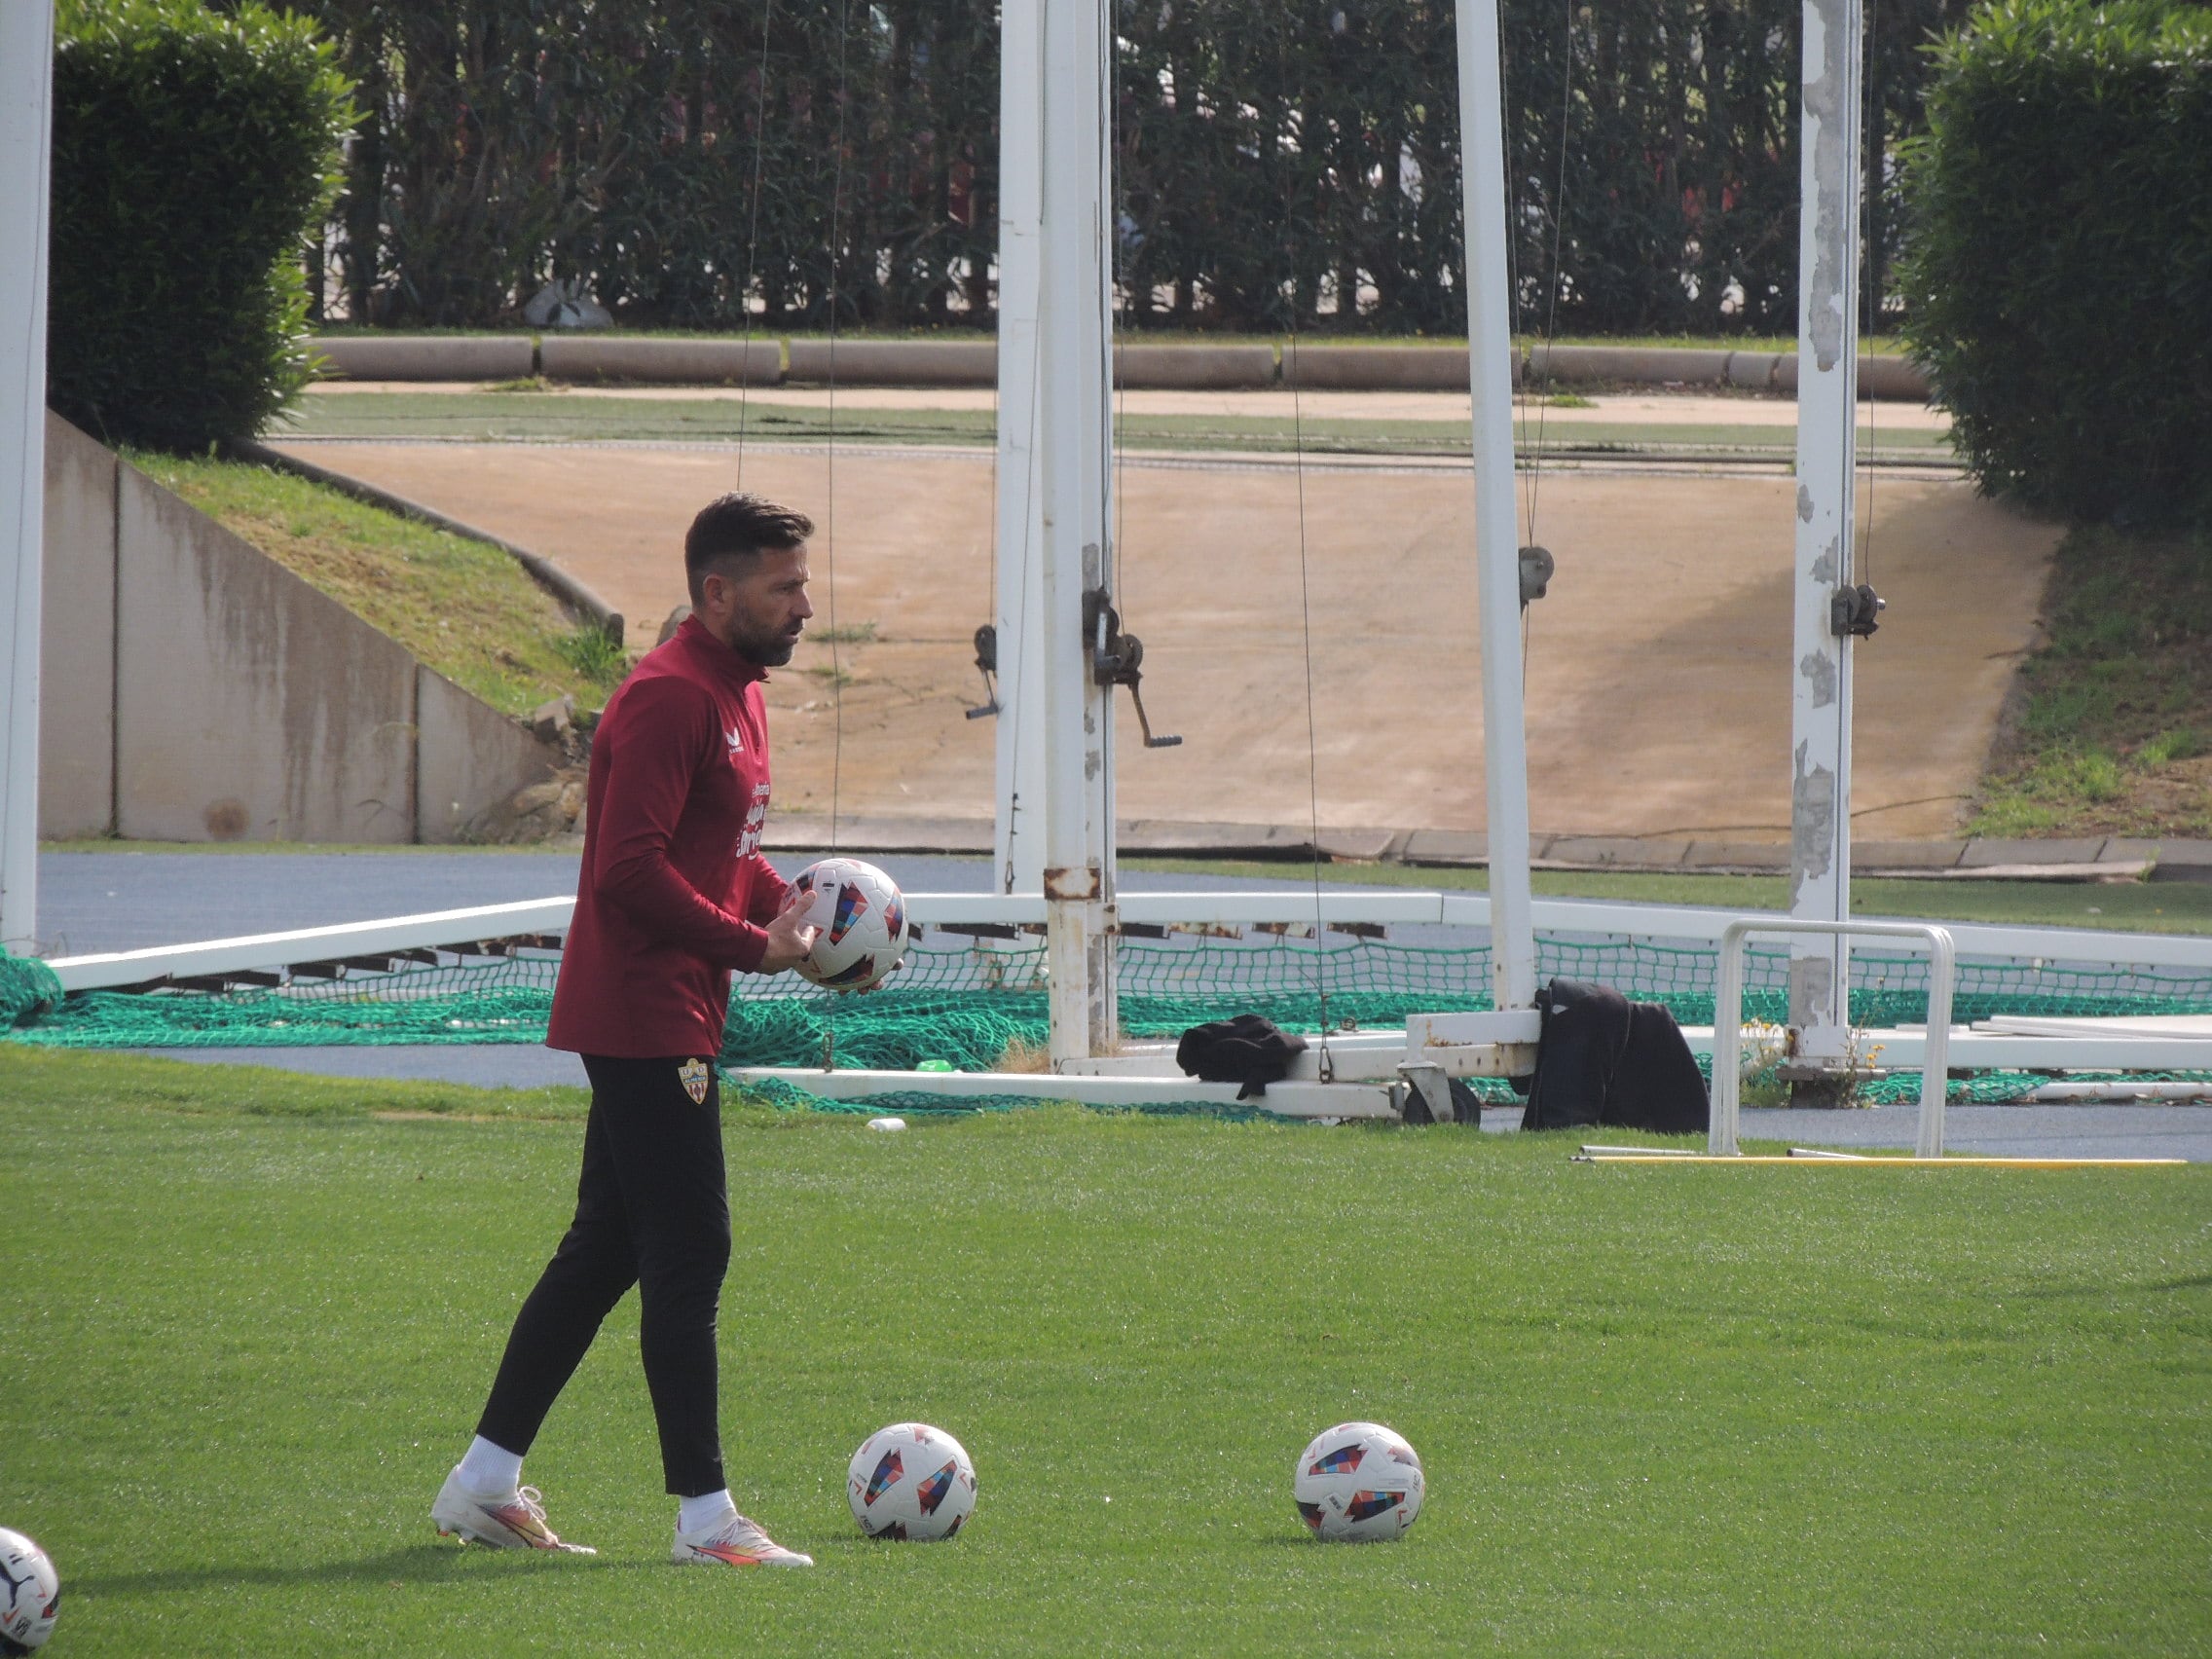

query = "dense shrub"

[
  {"left": 1897, "top": 0, "right": 2212, "bottom": 525},
  {"left": 48, "top": 0, "right": 354, "bottom": 451},
  {"left": 301, "top": 0, "right": 1968, "bottom": 335}
]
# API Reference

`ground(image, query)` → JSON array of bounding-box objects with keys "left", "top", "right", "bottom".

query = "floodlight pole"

[
  {"left": 0, "top": 3, "right": 54, "bottom": 956},
  {"left": 1786, "top": 0, "right": 1865, "bottom": 1062},
  {"left": 1035, "top": 0, "right": 1118, "bottom": 1064},
  {"left": 1454, "top": 0, "right": 1537, "bottom": 1012},
  {"left": 993, "top": 0, "right": 1049, "bottom": 900}
]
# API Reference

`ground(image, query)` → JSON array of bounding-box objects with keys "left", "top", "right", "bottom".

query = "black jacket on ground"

[
  {"left": 1176, "top": 1014, "right": 1309, "bottom": 1099},
  {"left": 1520, "top": 978, "right": 1708, "bottom": 1133}
]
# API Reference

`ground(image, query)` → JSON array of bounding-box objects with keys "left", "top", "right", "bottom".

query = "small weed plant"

[{"left": 552, "top": 622, "right": 628, "bottom": 688}]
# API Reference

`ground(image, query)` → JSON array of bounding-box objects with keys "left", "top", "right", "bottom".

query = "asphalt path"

[{"left": 33, "top": 850, "right": 2210, "bottom": 1159}]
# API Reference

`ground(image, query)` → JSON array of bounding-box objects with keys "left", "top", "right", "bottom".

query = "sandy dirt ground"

[{"left": 272, "top": 438, "right": 2056, "bottom": 840}]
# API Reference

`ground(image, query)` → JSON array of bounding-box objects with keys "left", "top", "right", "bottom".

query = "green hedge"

[
  {"left": 300, "top": 0, "right": 1969, "bottom": 335},
  {"left": 48, "top": 0, "right": 354, "bottom": 452},
  {"left": 1897, "top": 0, "right": 2212, "bottom": 525}
]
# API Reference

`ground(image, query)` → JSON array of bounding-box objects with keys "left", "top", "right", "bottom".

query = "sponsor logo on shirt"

[
  {"left": 735, "top": 783, "right": 770, "bottom": 859},
  {"left": 725, "top": 725, "right": 745, "bottom": 756}
]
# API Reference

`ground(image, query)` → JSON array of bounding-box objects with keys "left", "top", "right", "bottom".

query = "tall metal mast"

[
  {"left": 993, "top": 0, "right": 1049, "bottom": 902},
  {"left": 1454, "top": 0, "right": 1537, "bottom": 1013},
  {"left": 1034, "top": 0, "right": 1117, "bottom": 1064},
  {"left": 1788, "top": 0, "right": 1868, "bottom": 1075},
  {"left": 0, "top": 3, "right": 55, "bottom": 955}
]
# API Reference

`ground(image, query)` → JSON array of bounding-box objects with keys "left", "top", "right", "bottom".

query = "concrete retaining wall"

[
  {"left": 1522, "top": 343, "right": 1929, "bottom": 400},
  {"left": 416, "top": 666, "right": 562, "bottom": 843},
  {"left": 1281, "top": 343, "right": 1488, "bottom": 390},
  {"left": 539, "top": 336, "right": 783, "bottom": 385},
  {"left": 315, "top": 335, "right": 535, "bottom": 382},
  {"left": 39, "top": 416, "right": 557, "bottom": 843},
  {"left": 311, "top": 332, "right": 1935, "bottom": 400},
  {"left": 39, "top": 415, "right": 117, "bottom": 838},
  {"left": 115, "top": 464, "right": 420, "bottom": 842},
  {"left": 1763, "top": 352, "right": 1929, "bottom": 399},
  {"left": 1723, "top": 350, "right": 1782, "bottom": 389},
  {"left": 1113, "top": 343, "right": 1276, "bottom": 389},
  {"left": 1530, "top": 345, "right": 1735, "bottom": 387},
  {"left": 786, "top": 339, "right": 997, "bottom": 386}
]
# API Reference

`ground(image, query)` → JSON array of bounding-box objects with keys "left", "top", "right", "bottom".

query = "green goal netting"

[{"left": 5, "top": 929, "right": 2208, "bottom": 1109}]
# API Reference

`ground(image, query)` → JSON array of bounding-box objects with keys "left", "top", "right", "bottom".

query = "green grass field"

[
  {"left": 1124, "top": 857, "right": 2212, "bottom": 935},
  {"left": 3, "top": 1048, "right": 2206, "bottom": 1655},
  {"left": 278, "top": 390, "right": 1952, "bottom": 464}
]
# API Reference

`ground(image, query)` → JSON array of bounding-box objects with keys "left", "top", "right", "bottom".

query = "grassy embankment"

[
  {"left": 1969, "top": 525, "right": 2211, "bottom": 840},
  {"left": 127, "top": 451, "right": 627, "bottom": 720},
  {"left": 1, "top": 1047, "right": 2205, "bottom": 1656}
]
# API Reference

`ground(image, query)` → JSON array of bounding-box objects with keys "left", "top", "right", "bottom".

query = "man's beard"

[{"left": 724, "top": 615, "right": 799, "bottom": 667}]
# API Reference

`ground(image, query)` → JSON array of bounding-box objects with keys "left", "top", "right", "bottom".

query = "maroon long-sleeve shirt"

[{"left": 546, "top": 615, "right": 792, "bottom": 1058}]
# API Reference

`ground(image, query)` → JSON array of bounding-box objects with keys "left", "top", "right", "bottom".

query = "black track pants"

[{"left": 475, "top": 1054, "right": 730, "bottom": 1497}]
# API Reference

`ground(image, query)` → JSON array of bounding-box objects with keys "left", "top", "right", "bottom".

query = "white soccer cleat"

[
  {"left": 432, "top": 1466, "right": 596, "bottom": 1553},
  {"left": 672, "top": 1511, "right": 814, "bottom": 1568}
]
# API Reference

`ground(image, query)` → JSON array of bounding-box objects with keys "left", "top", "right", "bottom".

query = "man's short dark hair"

[{"left": 684, "top": 494, "right": 814, "bottom": 601}]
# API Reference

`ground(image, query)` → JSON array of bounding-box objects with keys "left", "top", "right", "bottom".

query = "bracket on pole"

[
  {"left": 965, "top": 623, "right": 1001, "bottom": 719},
  {"left": 1829, "top": 583, "right": 1885, "bottom": 639},
  {"left": 1519, "top": 544, "right": 1554, "bottom": 607},
  {"left": 1083, "top": 588, "right": 1181, "bottom": 748}
]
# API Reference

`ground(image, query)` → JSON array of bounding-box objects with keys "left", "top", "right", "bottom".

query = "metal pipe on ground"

[{"left": 2026, "top": 1081, "right": 2212, "bottom": 1102}]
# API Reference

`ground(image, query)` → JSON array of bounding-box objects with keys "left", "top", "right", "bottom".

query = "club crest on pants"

[{"left": 678, "top": 1058, "right": 711, "bottom": 1105}]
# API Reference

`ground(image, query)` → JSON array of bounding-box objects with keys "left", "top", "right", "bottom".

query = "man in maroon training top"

[{"left": 431, "top": 494, "right": 822, "bottom": 1568}]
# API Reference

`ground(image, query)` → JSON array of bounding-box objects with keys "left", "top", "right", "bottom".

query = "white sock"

[
  {"left": 679, "top": 1490, "right": 738, "bottom": 1534},
  {"left": 457, "top": 1435, "right": 523, "bottom": 1496}
]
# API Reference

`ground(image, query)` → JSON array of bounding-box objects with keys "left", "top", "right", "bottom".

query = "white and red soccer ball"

[
  {"left": 790, "top": 858, "right": 910, "bottom": 992},
  {"left": 0, "top": 1529, "right": 57, "bottom": 1654},
  {"left": 846, "top": 1422, "right": 977, "bottom": 1541},
  {"left": 1293, "top": 1421, "right": 1425, "bottom": 1541}
]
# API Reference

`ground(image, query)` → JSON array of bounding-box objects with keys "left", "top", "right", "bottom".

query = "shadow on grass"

[
  {"left": 71, "top": 1542, "right": 650, "bottom": 1598},
  {"left": 2017, "top": 1271, "right": 2212, "bottom": 1299}
]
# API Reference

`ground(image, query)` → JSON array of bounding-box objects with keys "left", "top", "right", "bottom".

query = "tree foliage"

[
  {"left": 48, "top": 0, "right": 355, "bottom": 451},
  {"left": 1898, "top": 0, "right": 2212, "bottom": 525},
  {"left": 302, "top": 0, "right": 1969, "bottom": 335}
]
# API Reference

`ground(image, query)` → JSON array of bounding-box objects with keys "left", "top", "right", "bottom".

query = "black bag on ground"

[
  {"left": 1176, "top": 1014, "right": 1309, "bottom": 1099},
  {"left": 1611, "top": 1002, "right": 1710, "bottom": 1132},
  {"left": 1520, "top": 978, "right": 1708, "bottom": 1133}
]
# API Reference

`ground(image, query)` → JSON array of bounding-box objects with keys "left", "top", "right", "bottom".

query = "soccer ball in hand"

[
  {"left": 1293, "top": 1421, "right": 1425, "bottom": 1541},
  {"left": 790, "top": 858, "right": 910, "bottom": 992},
  {"left": 0, "top": 1529, "right": 58, "bottom": 1655},
  {"left": 847, "top": 1422, "right": 977, "bottom": 1540}
]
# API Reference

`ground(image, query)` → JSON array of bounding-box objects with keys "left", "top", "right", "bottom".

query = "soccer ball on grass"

[
  {"left": 846, "top": 1422, "right": 977, "bottom": 1540},
  {"left": 1293, "top": 1421, "right": 1425, "bottom": 1541},
  {"left": 790, "top": 858, "right": 910, "bottom": 992},
  {"left": 0, "top": 1529, "right": 57, "bottom": 1655}
]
